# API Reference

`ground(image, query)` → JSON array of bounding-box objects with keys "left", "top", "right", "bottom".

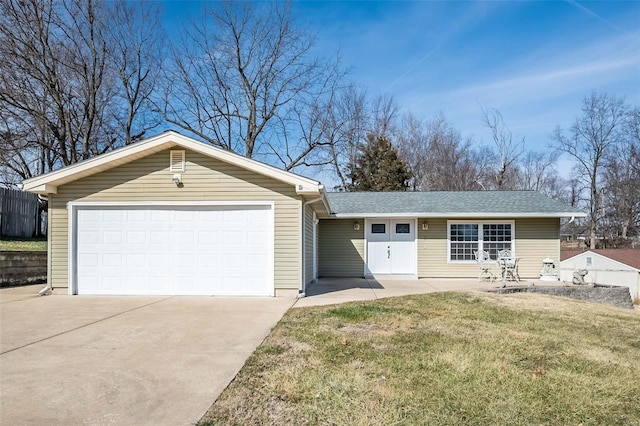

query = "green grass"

[
  {"left": 0, "top": 237, "right": 47, "bottom": 251},
  {"left": 199, "top": 291, "right": 640, "bottom": 426}
]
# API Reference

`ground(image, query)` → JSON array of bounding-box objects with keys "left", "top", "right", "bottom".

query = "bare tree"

[
  {"left": 514, "top": 150, "right": 564, "bottom": 198},
  {"left": 601, "top": 107, "right": 640, "bottom": 243},
  {"left": 0, "top": 0, "right": 65, "bottom": 180},
  {"left": 0, "top": 0, "right": 120, "bottom": 178},
  {"left": 0, "top": 0, "right": 169, "bottom": 183},
  {"left": 371, "top": 94, "right": 399, "bottom": 139},
  {"left": 326, "top": 85, "right": 370, "bottom": 189},
  {"left": 105, "top": 1, "right": 165, "bottom": 145},
  {"left": 481, "top": 107, "right": 524, "bottom": 189},
  {"left": 396, "top": 112, "right": 484, "bottom": 191},
  {"left": 551, "top": 92, "right": 629, "bottom": 249},
  {"left": 159, "top": 1, "right": 334, "bottom": 163},
  {"left": 60, "top": 0, "right": 116, "bottom": 161},
  {"left": 395, "top": 113, "right": 428, "bottom": 190},
  {"left": 320, "top": 89, "right": 401, "bottom": 190},
  {"left": 266, "top": 59, "right": 349, "bottom": 171}
]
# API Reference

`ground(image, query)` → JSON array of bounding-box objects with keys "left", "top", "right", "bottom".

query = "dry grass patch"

[
  {"left": 0, "top": 237, "right": 47, "bottom": 251},
  {"left": 200, "top": 292, "right": 640, "bottom": 426}
]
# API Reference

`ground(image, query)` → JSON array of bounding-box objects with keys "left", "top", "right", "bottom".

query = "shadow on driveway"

[
  {"left": 296, "top": 277, "right": 505, "bottom": 308},
  {"left": 304, "top": 277, "right": 384, "bottom": 297}
]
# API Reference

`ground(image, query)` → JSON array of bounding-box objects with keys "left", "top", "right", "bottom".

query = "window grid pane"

[
  {"left": 483, "top": 224, "right": 512, "bottom": 259},
  {"left": 450, "top": 224, "right": 479, "bottom": 261},
  {"left": 451, "top": 242, "right": 478, "bottom": 261}
]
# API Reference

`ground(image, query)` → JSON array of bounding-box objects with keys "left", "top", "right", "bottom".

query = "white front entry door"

[{"left": 366, "top": 219, "right": 416, "bottom": 275}]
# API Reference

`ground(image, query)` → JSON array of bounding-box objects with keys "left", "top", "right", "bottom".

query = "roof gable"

[
  {"left": 326, "top": 191, "right": 586, "bottom": 218},
  {"left": 22, "top": 131, "right": 322, "bottom": 195},
  {"left": 561, "top": 249, "right": 640, "bottom": 270}
]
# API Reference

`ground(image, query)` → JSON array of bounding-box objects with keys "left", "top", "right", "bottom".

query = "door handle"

[{"left": 387, "top": 247, "right": 391, "bottom": 258}]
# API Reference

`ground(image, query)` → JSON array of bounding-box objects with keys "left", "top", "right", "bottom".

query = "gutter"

[{"left": 329, "top": 212, "right": 587, "bottom": 219}]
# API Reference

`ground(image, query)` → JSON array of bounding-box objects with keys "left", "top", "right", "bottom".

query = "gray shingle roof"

[{"left": 325, "top": 191, "right": 585, "bottom": 217}]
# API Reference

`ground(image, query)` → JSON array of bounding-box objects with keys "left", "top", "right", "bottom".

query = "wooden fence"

[{"left": 0, "top": 188, "right": 42, "bottom": 238}]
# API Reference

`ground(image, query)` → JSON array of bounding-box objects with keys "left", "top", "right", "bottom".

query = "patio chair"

[
  {"left": 474, "top": 250, "right": 495, "bottom": 282},
  {"left": 497, "top": 249, "right": 520, "bottom": 284},
  {"left": 497, "top": 249, "right": 512, "bottom": 260}
]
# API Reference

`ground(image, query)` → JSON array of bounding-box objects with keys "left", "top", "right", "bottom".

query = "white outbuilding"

[{"left": 560, "top": 249, "right": 640, "bottom": 299}]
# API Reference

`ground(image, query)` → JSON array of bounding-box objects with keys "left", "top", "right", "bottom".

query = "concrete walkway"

[
  {"left": 294, "top": 277, "right": 539, "bottom": 308},
  {"left": 0, "top": 285, "right": 293, "bottom": 426}
]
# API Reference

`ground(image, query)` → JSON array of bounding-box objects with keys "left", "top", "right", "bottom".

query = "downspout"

[
  {"left": 38, "top": 194, "right": 52, "bottom": 296},
  {"left": 38, "top": 283, "right": 52, "bottom": 296},
  {"left": 301, "top": 195, "right": 324, "bottom": 298}
]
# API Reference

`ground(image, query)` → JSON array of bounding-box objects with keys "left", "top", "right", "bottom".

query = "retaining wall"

[
  {"left": 0, "top": 251, "right": 47, "bottom": 287},
  {"left": 489, "top": 284, "right": 633, "bottom": 309}
]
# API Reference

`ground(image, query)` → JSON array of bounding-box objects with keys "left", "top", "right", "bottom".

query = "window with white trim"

[{"left": 448, "top": 221, "right": 513, "bottom": 261}]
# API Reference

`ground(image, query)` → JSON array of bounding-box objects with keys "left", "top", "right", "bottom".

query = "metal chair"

[
  {"left": 497, "top": 249, "right": 520, "bottom": 284},
  {"left": 474, "top": 250, "right": 495, "bottom": 282}
]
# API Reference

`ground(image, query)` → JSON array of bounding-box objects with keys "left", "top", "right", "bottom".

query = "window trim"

[{"left": 447, "top": 220, "right": 515, "bottom": 263}]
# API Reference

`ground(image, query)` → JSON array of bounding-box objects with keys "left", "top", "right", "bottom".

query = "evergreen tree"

[{"left": 348, "top": 134, "right": 412, "bottom": 191}]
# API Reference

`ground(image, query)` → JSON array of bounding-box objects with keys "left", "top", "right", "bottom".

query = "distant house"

[
  {"left": 560, "top": 249, "right": 640, "bottom": 299},
  {"left": 22, "top": 131, "right": 586, "bottom": 297}
]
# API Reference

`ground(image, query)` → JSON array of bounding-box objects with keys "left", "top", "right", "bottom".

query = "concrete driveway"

[{"left": 0, "top": 285, "right": 293, "bottom": 425}]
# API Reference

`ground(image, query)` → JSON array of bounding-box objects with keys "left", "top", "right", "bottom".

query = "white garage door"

[{"left": 73, "top": 204, "right": 273, "bottom": 296}]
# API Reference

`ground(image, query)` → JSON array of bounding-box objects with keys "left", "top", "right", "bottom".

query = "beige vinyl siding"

[
  {"left": 48, "top": 149, "right": 303, "bottom": 291},
  {"left": 318, "top": 219, "right": 364, "bottom": 277},
  {"left": 304, "top": 205, "right": 314, "bottom": 285},
  {"left": 417, "top": 218, "right": 448, "bottom": 277},
  {"left": 417, "top": 217, "right": 559, "bottom": 279},
  {"left": 515, "top": 218, "right": 560, "bottom": 278}
]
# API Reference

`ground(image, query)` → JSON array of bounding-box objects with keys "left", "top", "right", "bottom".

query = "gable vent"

[{"left": 170, "top": 150, "right": 185, "bottom": 172}]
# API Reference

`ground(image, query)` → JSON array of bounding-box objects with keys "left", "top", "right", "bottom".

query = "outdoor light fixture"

[
  {"left": 422, "top": 221, "right": 429, "bottom": 231},
  {"left": 353, "top": 221, "right": 360, "bottom": 231},
  {"left": 172, "top": 174, "right": 182, "bottom": 185}
]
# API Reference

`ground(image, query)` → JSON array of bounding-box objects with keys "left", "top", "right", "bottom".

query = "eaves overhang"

[
  {"left": 329, "top": 212, "right": 588, "bottom": 219},
  {"left": 22, "top": 131, "right": 323, "bottom": 195}
]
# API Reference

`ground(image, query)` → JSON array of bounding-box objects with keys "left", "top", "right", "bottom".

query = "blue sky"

[{"left": 163, "top": 1, "right": 639, "bottom": 161}]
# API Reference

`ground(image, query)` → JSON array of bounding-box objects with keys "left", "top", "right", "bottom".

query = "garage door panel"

[
  {"left": 223, "top": 230, "right": 244, "bottom": 245},
  {"left": 150, "top": 209, "right": 170, "bottom": 221},
  {"left": 248, "top": 254, "right": 268, "bottom": 267},
  {"left": 78, "top": 231, "right": 100, "bottom": 245},
  {"left": 150, "top": 231, "right": 170, "bottom": 245},
  {"left": 102, "top": 253, "right": 123, "bottom": 268},
  {"left": 149, "top": 276, "right": 172, "bottom": 294},
  {"left": 103, "top": 231, "right": 123, "bottom": 244},
  {"left": 103, "top": 276, "right": 123, "bottom": 290},
  {"left": 198, "top": 231, "right": 219, "bottom": 244},
  {"left": 78, "top": 253, "right": 99, "bottom": 267},
  {"left": 79, "top": 209, "right": 100, "bottom": 222},
  {"left": 148, "top": 253, "right": 171, "bottom": 269},
  {"left": 103, "top": 209, "right": 124, "bottom": 221}
]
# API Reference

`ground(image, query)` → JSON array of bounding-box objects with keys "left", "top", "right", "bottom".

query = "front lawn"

[
  {"left": 200, "top": 291, "right": 640, "bottom": 425},
  {"left": 0, "top": 237, "right": 47, "bottom": 251}
]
